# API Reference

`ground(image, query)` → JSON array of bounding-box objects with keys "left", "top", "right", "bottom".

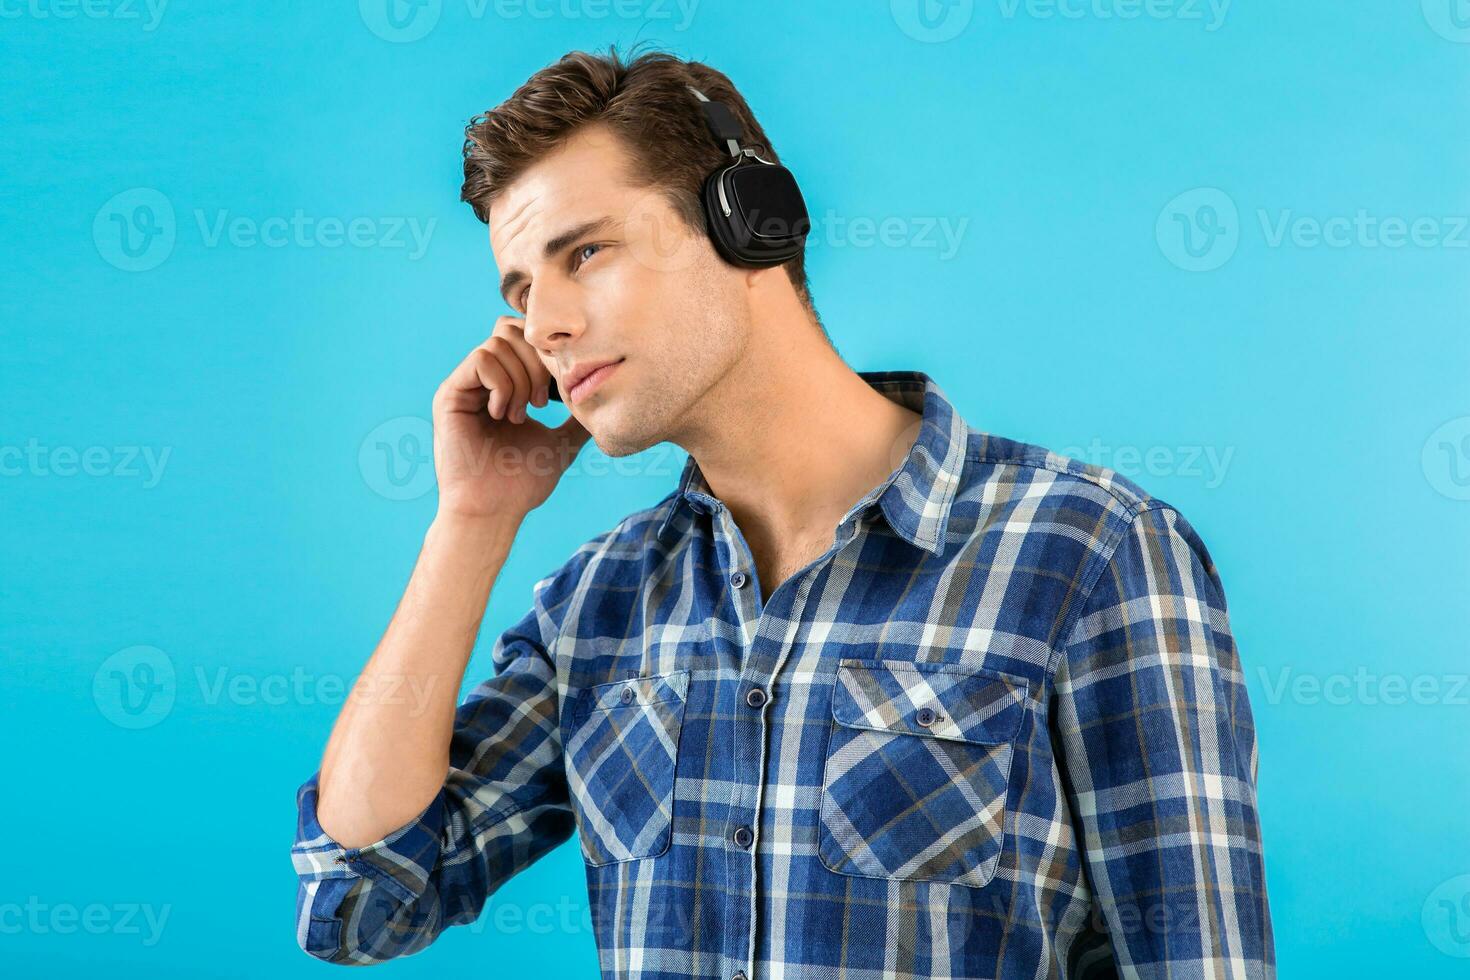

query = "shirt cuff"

[{"left": 290, "top": 769, "right": 446, "bottom": 906}]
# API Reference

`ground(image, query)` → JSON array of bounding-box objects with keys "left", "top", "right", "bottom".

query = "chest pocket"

[
  {"left": 817, "top": 658, "right": 1027, "bottom": 889},
  {"left": 565, "top": 668, "right": 690, "bottom": 867}
]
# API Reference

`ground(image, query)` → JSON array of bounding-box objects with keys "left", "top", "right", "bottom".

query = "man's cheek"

[{"left": 623, "top": 201, "right": 704, "bottom": 273}]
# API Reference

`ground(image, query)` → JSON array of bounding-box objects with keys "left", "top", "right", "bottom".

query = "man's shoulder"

[
  {"left": 953, "top": 427, "right": 1183, "bottom": 549},
  {"left": 528, "top": 491, "right": 685, "bottom": 597}
]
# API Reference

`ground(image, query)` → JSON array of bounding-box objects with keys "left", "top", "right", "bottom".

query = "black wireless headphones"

[
  {"left": 544, "top": 85, "right": 810, "bottom": 402},
  {"left": 687, "top": 84, "right": 811, "bottom": 268}
]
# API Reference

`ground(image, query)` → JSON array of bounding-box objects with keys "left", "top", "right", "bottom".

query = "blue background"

[{"left": 3, "top": 1, "right": 1468, "bottom": 975}]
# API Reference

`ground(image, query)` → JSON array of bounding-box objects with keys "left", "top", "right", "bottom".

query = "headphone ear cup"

[
  {"left": 700, "top": 161, "right": 809, "bottom": 267},
  {"left": 701, "top": 168, "right": 748, "bottom": 266}
]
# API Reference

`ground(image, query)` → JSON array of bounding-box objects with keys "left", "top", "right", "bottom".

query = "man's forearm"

[{"left": 316, "top": 512, "right": 524, "bottom": 850}]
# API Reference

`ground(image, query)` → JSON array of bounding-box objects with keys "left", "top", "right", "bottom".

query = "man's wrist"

[{"left": 425, "top": 509, "right": 524, "bottom": 565}]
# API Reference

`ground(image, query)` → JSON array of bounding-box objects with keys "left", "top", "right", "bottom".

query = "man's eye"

[
  {"left": 518, "top": 285, "right": 531, "bottom": 311},
  {"left": 576, "top": 243, "right": 603, "bottom": 265}
]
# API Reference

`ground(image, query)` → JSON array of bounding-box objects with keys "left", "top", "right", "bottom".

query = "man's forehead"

[{"left": 488, "top": 126, "right": 638, "bottom": 258}]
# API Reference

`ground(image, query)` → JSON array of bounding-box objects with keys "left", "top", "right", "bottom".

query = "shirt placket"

[{"left": 708, "top": 500, "right": 870, "bottom": 980}]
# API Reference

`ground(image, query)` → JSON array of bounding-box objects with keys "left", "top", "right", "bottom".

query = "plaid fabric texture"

[{"left": 291, "top": 370, "right": 1273, "bottom": 978}]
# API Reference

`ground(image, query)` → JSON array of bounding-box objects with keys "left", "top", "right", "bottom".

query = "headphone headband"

[
  {"left": 684, "top": 84, "right": 810, "bottom": 271},
  {"left": 687, "top": 85, "right": 744, "bottom": 158}
]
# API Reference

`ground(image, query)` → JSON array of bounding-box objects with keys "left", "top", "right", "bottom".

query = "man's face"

[{"left": 489, "top": 123, "right": 751, "bottom": 457}]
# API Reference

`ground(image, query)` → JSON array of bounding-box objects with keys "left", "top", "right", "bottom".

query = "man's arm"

[
  {"left": 290, "top": 526, "right": 605, "bottom": 963},
  {"left": 1052, "top": 503, "right": 1274, "bottom": 976},
  {"left": 314, "top": 514, "right": 521, "bottom": 851},
  {"left": 289, "top": 316, "right": 592, "bottom": 963}
]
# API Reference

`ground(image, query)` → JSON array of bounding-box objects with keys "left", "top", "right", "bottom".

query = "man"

[{"left": 290, "top": 47, "right": 1273, "bottom": 978}]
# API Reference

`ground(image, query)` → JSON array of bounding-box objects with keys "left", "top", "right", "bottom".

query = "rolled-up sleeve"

[
  {"left": 1052, "top": 503, "right": 1274, "bottom": 977},
  {"left": 289, "top": 552, "right": 592, "bottom": 964}
]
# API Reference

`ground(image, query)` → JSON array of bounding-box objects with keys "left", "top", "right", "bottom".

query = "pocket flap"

[
  {"left": 831, "top": 659, "right": 1026, "bottom": 744},
  {"left": 578, "top": 668, "right": 690, "bottom": 717}
]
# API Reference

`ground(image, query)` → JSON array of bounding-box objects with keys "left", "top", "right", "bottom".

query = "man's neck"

[{"left": 676, "top": 309, "right": 923, "bottom": 573}]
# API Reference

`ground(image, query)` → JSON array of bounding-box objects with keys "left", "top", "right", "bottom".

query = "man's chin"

[{"left": 583, "top": 414, "right": 661, "bottom": 460}]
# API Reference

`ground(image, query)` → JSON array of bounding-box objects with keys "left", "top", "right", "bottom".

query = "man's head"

[{"left": 460, "top": 47, "right": 826, "bottom": 457}]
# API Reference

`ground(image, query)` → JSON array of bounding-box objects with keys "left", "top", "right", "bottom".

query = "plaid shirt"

[{"left": 291, "top": 370, "right": 1273, "bottom": 978}]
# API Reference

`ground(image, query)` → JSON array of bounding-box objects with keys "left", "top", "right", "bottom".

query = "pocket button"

[
  {"left": 916, "top": 706, "right": 937, "bottom": 727},
  {"left": 620, "top": 685, "right": 635, "bottom": 705}
]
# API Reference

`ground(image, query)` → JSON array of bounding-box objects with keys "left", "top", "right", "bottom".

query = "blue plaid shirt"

[{"left": 291, "top": 370, "right": 1273, "bottom": 977}]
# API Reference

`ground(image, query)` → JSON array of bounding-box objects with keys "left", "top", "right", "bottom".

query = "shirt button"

[
  {"left": 620, "top": 685, "right": 635, "bottom": 705},
  {"left": 730, "top": 570, "right": 747, "bottom": 589},
  {"left": 733, "top": 973, "right": 748, "bottom": 980},
  {"left": 745, "top": 687, "right": 768, "bottom": 709},
  {"left": 916, "top": 706, "right": 937, "bottom": 727},
  {"left": 731, "top": 825, "right": 753, "bottom": 849}
]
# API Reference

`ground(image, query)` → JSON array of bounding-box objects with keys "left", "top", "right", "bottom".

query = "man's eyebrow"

[{"left": 498, "top": 216, "right": 617, "bottom": 307}]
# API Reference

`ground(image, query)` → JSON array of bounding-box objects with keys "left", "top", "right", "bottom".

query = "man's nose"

[{"left": 521, "top": 279, "right": 585, "bottom": 352}]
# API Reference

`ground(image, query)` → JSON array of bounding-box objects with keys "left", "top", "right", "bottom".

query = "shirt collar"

[{"left": 655, "top": 370, "right": 969, "bottom": 556}]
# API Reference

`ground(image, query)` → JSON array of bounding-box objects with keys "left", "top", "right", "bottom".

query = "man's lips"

[{"left": 565, "top": 358, "right": 625, "bottom": 405}]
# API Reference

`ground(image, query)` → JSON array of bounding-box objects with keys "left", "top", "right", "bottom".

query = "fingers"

[
  {"left": 435, "top": 317, "right": 557, "bottom": 425},
  {"left": 476, "top": 336, "right": 532, "bottom": 422},
  {"left": 435, "top": 339, "right": 519, "bottom": 421},
  {"left": 492, "top": 316, "right": 554, "bottom": 410}
]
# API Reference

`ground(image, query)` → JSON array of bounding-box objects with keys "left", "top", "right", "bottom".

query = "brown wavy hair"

[{"left": 460, "top": 45, "right": 813, "bottom": 311}]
